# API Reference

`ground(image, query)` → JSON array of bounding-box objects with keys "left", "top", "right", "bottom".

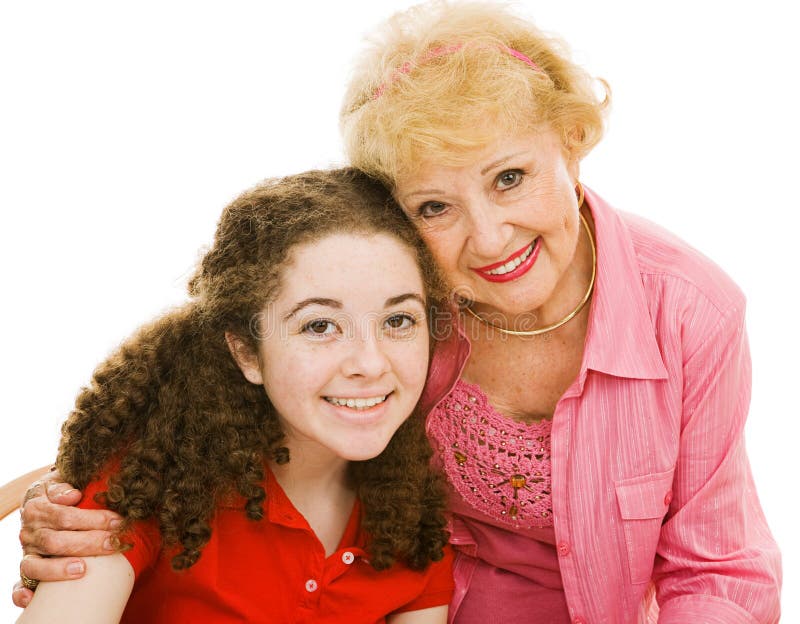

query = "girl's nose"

[{"left": 341, "top": 325, "right": 392, "bottom": 379}]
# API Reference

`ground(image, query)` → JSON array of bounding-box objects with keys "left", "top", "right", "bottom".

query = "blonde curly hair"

[{"left": 341, "top": 0, "right": 609, "bottom": 187}]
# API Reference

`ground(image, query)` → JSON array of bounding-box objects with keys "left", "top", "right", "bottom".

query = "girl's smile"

[{"left": 231, "top": 232, "right": 430, "bottom": 465}]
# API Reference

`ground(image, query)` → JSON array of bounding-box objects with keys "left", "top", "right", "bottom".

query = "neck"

[
  {"left": 270, "top": 442, "right": 352, "bottom": 507},
  {"left": 269, "top": 442, "right": 357, "bottom": 558}
]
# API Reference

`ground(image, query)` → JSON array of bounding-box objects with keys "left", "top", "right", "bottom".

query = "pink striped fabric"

[{"left": 420, "top": 187, "right": 782, "bottom": 623}]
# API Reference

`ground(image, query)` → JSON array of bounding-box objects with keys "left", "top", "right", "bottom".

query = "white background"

[{"left": 1, "top": 1, "right": 797, "bottom": 620}]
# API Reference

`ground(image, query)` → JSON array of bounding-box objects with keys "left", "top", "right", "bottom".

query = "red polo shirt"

[{"left": 79, "top": 468, "right": 453, "bottom": 623}]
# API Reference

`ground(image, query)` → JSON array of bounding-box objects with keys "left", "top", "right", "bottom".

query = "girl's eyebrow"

[
  {"left": 285, "top": 293, "right": 425, "bottom": 321},
  {"left": 284, "top": 297, "right": 341, "bottom": 320},
  {"left": 385, "top": 293, "right": 426, "bottom": 308}
]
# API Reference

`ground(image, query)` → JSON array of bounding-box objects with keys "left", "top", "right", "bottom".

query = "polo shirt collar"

[{"left": 581, "top": 186, "right": 668, "bottom": 380}]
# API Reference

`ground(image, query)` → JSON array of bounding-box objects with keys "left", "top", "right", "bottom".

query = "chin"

[{"left": 336, "top": 437, "right": 394, "bottom": 462}]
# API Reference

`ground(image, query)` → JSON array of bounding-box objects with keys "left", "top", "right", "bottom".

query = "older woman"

[{"left": 14, "top": 2, "right": 781, "bottom": 622}]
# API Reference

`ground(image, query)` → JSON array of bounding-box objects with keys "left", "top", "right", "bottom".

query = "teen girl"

[{"left": 17, "top": 168, "right": 453, "bottom": 624}]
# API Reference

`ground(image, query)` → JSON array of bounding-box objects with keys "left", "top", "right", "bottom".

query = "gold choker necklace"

[{"left": 463, "top": 199, "right": 596, "bottom": 337}]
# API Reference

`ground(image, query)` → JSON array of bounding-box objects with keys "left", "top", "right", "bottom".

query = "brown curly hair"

[{"left": 56, "top": 168, "right": 449, "bottom": 573}]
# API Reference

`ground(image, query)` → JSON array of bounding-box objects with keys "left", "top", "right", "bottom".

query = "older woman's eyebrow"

[
  {"left": 480, "top": 150, "right": 527, "bottom": 175},
  {"left": 385, "top": 293, "right": 426, "bottom": 308},
  {"left": 284, "top": 298, "right": 342, "bottom": 320},
  {"left": 402, "top": 188, "right": 446, "bottom": 199}
]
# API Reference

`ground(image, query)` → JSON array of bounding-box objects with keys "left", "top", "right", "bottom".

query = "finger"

[
  {"left": 12, "top": 582, "right": 33, "bottom": 609},
  {"left": 45, "top": 482, "right": 82, "bottom": 505},
  {"left": 21, "top": 554, "right": 86, "bottom": 583},
  {"left": 19, "top": 480, "right": 45, "bottom": 509},
  {"left": 21, "top": 496, "right": 122, "bottom": 533},
  {"left": 22, "top": 528, "right": 118, "bottom": 558}
]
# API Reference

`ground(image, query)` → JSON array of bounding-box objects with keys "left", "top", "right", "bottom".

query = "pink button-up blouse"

[{"left": 419, "top": 187, "right": 782, "bottom": 623}]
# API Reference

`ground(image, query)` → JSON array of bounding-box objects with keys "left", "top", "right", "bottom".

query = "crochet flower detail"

[{"left": 428, "top": 380, "right": 554, "bottom": 529}]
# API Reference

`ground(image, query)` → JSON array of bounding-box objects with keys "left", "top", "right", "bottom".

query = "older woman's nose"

[{"left": 466, "top": 204, "right": 513, "bottom": 260}]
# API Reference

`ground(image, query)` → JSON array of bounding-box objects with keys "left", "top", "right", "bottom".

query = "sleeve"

[
  {"left": 653, "top": 305, "right": 782, "bottom": 623},
  {"left": 78, "top": 473, "right": 162, "bottom": 578},
  {"left": 393, "top": 544, "right": 455, "bottom": 614}
]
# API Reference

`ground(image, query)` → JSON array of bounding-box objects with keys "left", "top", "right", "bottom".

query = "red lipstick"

[{"left": 471, "top": 238, "right": 541, "bottom": 283}]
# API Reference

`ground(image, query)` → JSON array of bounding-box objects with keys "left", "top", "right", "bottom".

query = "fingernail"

[
  {"left": 103, "top": 537, "right": 114, "bottom": 550},
  {"left": 58, "top": 488, "right": 77, "bottom": 497},
  {"left": 109, "top": 518, "right": 122, "bottom": 529},
  {"left": 66, "top": 561, "right": 85, "bottom": 575}
]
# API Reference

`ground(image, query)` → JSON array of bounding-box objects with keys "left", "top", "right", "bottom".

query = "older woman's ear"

[{"left": 224, "top": 332, "right": 263, "bottom": 385}]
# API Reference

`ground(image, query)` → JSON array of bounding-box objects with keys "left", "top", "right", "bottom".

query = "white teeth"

[
  {"left": 486, "top": 242, "right": 534, "bottom": 275},
  {"left": 325, "top": 395, "right": 387, "bottom": 410}
]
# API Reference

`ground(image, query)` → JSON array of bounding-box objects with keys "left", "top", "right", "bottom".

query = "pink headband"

[{"left": 372, "top": 43, "right": 544, "bottom": 100}]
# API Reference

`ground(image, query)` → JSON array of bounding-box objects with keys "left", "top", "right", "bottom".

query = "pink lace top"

[{"left": 427, "top": 379, "right": 554, "bottom": 530}]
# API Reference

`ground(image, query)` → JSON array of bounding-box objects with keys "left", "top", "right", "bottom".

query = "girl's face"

[
  {"left": 232, "top": 233, "right": 430, "bottom": 465},
  {"left": 394, "top": 127, "right": 583, "bottom": 321}
]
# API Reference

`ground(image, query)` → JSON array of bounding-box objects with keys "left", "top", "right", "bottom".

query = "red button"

[
  {"left": 664, "top": 490, "right": 673, "bottom": 506},
  {"left": 557, "top": 541, "right": 571, "bottom": 556},
  {"left": 572, "top": 617, "right": 586, "bottom": 624}
]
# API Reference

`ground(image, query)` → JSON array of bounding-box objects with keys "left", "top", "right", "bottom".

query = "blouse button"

[
  {"left": 557, "top": 541, "right": 571, "bottom": 556},
  {"left": 664, "top": 490, "right": 673, "bottom": 506},
  {"left": 342, "top": 551, "right": 355, "bottom": 565},
  {"left": 572, "top": 617, "right": 586, "bottom": 624},
  {"left": 304, "top": 579, "right": 318, "bottom": 593}
]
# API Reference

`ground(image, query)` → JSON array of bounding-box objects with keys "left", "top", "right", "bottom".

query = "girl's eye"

[
  {"left": 302, "top": 319, "right": 338, "bottom": 336},
  {"left": 496, "top": 169, "right": 523, "bottom": 190},
  {"left": 418, "top": 201, "right": 447, "bottom": 218},
  {"left": 384, "top": 313, "right": 416, "bottom": 331}
]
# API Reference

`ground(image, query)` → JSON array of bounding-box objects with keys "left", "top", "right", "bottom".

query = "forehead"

[
  {"left": 275, "top": 233, "right": 424, "bottom": 307},
  {"left": 396, "top": 126, "right": 564, "bottom": 190}
]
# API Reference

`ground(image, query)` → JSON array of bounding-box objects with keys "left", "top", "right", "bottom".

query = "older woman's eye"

[
  {"left": 496, "top": 169, "right": 523, "bottom": 190},
  {"left": 418, "top": 201, "right": 447, "bottom": 218},
  {"left": 302, "top": 319, "right": 338, "bottom": 336}
]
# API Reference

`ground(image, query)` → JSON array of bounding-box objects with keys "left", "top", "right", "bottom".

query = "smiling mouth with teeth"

[
  {"left": 486, "top": 243, "right": 535, "bottom": 275},
  {"left": 325, "top": 395, "right": 389, "bottom": 410},
  {"left": 472, "top": 237, "right": 541, "bottom": 283}
]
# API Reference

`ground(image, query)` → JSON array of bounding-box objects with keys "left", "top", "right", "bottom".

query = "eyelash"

[
  {"left": 299, "top": 313, "right": 419, "bottom": 338},
  {"left": 301, "top": 318, "right": 339, "bottom": 337},
  {"left": 417, "top": 201, "right": 447, "bottom": 219},
  {"left": 496, "top": 169, "right": 525, "bottom": 190},
  {"left": 384, "top": 313, "right": 417, "bottom": 332},
  {"left": 415, "top": 168, "right": 525, "bottom": 218}
]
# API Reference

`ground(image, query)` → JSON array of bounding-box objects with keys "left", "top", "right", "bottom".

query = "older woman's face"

[{"left": 394, "top": 127, "right": 582, "bottom": 318}]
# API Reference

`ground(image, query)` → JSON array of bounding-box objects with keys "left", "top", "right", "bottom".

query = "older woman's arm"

[{"left": 654, "top": 306, "right": 781, "bottom": 623}]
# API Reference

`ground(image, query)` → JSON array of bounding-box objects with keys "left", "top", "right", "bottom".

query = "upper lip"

[
  {"left": 324, "top": 391, "right": 392, "bottom": 399},
  {"left": 472, "top": 239, "right": 536, "bottom": 272}
]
